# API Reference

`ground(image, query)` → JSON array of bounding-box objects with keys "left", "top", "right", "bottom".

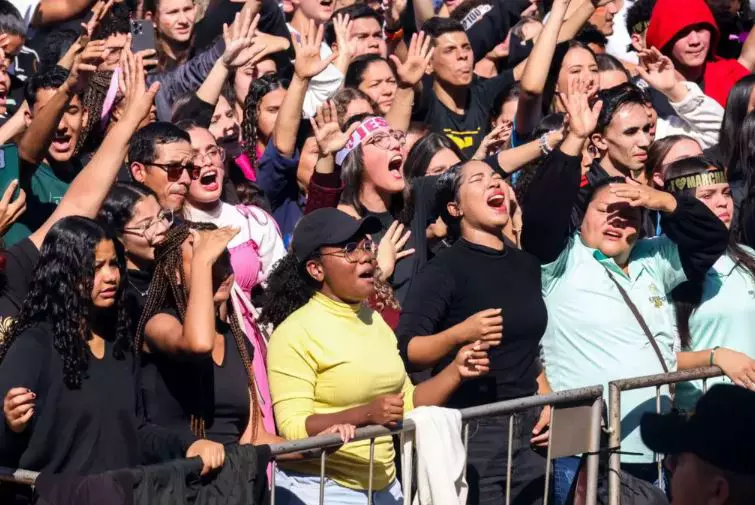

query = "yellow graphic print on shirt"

[
  {"left": 648, "top": 283, "right": 666, "bottom": 309},
  {"left": 0, "top": 316, "right": 15, "bottom": 344},
  {"left": 445, "top": 128, "right": 481, "bottom": 151}
]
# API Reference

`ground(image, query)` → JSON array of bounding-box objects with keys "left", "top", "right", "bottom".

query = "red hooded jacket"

[{"left": 646, "top": 0, "right": 750, "bottom": 107}]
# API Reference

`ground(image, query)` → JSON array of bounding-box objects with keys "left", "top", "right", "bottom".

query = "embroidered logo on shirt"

[{"left": 648, "top": 283, "right": 667, "bottom": 308}]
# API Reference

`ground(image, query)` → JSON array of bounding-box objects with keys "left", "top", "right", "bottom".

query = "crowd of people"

[{"left": 0, "top": 0, "right": 755, "bottom": 503}]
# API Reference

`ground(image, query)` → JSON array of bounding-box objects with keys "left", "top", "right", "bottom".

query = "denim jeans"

[
  {"left": 552, "top": 456, "right": 581, "bottom": 505},
  {"left": 273, "top": 468, "right": 403, "bottom": 505},
  {"left": 552, "top": 457, "right": 669, "bottom": 505},
  {"left": 465, "top": 407, "right": 547, "bottom": 505}
]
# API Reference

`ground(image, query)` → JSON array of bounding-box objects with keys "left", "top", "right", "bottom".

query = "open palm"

[
  {"left": 294, "top": 20, "right": 336, "bottom": 79},
  {"left": 390, "top": 31, "right": 433, "bottom": 87}
]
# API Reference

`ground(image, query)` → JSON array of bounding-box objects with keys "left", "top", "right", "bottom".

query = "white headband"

[{"left": 335, "top": 116, "right": 391, "bottom": 166}]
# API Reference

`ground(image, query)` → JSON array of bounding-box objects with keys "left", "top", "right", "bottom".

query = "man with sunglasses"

[{"left": 128, "top": 122, "right": 197, "bottom": 212}]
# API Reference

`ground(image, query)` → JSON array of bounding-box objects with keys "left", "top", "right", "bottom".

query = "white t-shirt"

[{"left": 606, "top": 0, "right": 638, "bottom": 64}]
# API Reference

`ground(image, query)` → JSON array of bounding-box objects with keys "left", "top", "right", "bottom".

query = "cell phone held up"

[{"left": 130, "top": 19, "right": 156, "bottom": 54}]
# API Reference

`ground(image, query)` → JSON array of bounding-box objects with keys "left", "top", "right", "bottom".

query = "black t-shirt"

[
  {"left": 414, "top": 71, "right": 515, "bottom": 158},
  {"left": 141, "top": 312, "right": 252, "bottom": 445},
  {"left": 0, "top": 239, "right": 40, "bottom": 333},
  {"left": 0, "top": 322, "right": 140, "bottom": 473},
  {"left": 396, "top": 238, "right": 547, "bottom": 407}
]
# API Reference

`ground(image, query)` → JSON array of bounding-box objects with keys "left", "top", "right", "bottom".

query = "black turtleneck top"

[{"left": 396, "top": 238, "right": 547, "bottom": 407}]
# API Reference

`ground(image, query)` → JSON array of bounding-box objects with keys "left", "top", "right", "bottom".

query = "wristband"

[
  {"left": 710, "top": 346, "right": 721, "bottom": 366},
  {"left": 385, "top": 27, "right": 404, "bottom": 42},
  {"left": 538, "top": 133, "right": 553, "bottom": 155}
]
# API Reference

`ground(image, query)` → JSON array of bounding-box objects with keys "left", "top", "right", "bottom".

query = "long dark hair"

[
  {"left": 98, "top": 182, "right": 159, "bottom": 236},
  {"left": 403, "top": 133, "right": 465, "bottom": 181},
  {"left": 340, "top": 114, "right": 414, "bottom": 224},
  {"left": 135, "top": 222, "right": 259, "bottom": 439},
  {"left": 241, "top": 75, "right": 288, "bottom": 172},
  {"left": 720, "top": 75, "right": 755, "bottom": 180},
  {"left": 664, "top": 157, "right": 755, "bottom": 348},
  {"left": 543, "top": 40, "right": 598, "bottom": 115},
  {"left": 0, "top": 217, "right": 130, "bottom": 388}
]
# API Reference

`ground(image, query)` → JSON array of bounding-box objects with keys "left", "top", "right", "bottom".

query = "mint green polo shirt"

[
  {"left": 675, "top": 248, "right": 755, "bottom": 412},
  {"left": 541, "top": 234, "right": 684, "bottom": 464}
]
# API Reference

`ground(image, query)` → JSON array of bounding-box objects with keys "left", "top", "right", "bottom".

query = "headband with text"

[
  {"left": 335, "top": 117, "right": 391, "bottom": 166},
  {"left": 664, "top": 170, "right": 727, "bottom": 194}
]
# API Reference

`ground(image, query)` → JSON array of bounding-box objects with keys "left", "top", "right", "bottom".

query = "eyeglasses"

[
  {"left": 123, "top": 209, "right": 174, "bottom": 243},
  {"left": 366, "top": 131, "right": 406, "bottom": 150},
  {"left": 148, "top": 161, "right": 200, "bottom": 181},
  {"left": 319, "top": 240, "right": 376, "bottom": 263},
  {"left": 194, "top": 146, "right": 226, "bottom": 166}
]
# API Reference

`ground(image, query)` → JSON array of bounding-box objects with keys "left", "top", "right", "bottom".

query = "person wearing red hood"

[{"left": 645, "top": 0, "right": 755, "bottom": 107}]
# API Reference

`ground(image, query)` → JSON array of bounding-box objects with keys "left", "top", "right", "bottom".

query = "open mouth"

[
  {"left": 320, "top": 0, "right": 334, "bottom": 10},
  {"left": 358, "top": 266, "right": 375, "bottom": 280},
  {"left": 603, "top": 229, "right": 623, "bottom": 241},
  {"left": 199, "top": 170, "right": 220, "bottom": 191},
  {"left": 388, "top": 155, "right": 403, "bottom": 179},
  {"left": 51, "top": 134, "right": 72, "bottom": 152},
  {"left": 486, "top": 192, "right": 506, "bottom": 208}
]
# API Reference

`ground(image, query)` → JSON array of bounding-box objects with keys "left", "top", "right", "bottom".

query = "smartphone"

[
  {"left": 0, "top": 144, "right": 20, "bottom": 200},
  {"left": 130, "top": 20, "right": 156, "bottom": 54}
]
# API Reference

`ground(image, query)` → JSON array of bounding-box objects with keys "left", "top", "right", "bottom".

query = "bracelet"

[
  {"left": 538, "top": 133, "right": 553, "bottom": 155},
  {"left": 710, "top": 346, "right": 721, "bottom": 366},
  {"left": 385, "top": 27, "right": 404, "bottom": 42}
]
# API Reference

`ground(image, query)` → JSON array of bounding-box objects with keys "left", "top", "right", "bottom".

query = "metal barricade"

[
  {"left": 268, "top": 386, "right": 605, "bottom": 505},
  {"left": 606, "top": 366, "right": 722, "bottom": 505},
  {"left": 0, "top": 386, "right": 605, "bottom": 505}
]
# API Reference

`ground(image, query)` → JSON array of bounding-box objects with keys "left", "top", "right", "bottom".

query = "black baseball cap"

[
  {"left": 291, "top": 208, "right": 382, "bottom": 262},
  {"left": 640, "top": 384, "right": 755, "bottom": 474}
]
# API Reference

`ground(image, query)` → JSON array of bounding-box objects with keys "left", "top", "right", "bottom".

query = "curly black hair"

[
  {"left": 258, "top": 252, "right": 317, "bottom": 328},
  {"left": 625, "top": 0, "right": 655, "bottom": 37},
  {"left": 241, "top": 74, "right": 288, "bottom": 172},
  {"left": 0, "top": 217, "right": 131, "bottom": 389},
  {"left": 135, "top": 222, "right": 260, "bottom": 439}
]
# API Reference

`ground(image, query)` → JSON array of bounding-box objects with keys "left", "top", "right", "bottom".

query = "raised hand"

[
  {"left": 245, "top": 31, "right": 291, "bottom": 68},
  {"left": 119, "top": 47, "right": 161, "bottom": 126},
  {"left": 559, "top": 76, "right": 603, "bottom": 139},
  {"left": 3, "top": 387, "right": 35, "bottom": 433},
  {"left": 310, "top": 100, "right": 360, "bottom": 156},
  {"left": 192, "top": 227, "right": 241, "bottom": 265},
  {"left": 637, "top": 46, "right": 683, "bottom": 98},
  {"left": 221, "top": 10, "right": 259, "bottom": 68},
  {"left": 472, "top": 122, "right": 512, "bottom": 160},
  {"left": 454, "top": 341, "right": 491, "bottom": 379},
  {"left": 66, "top": 39, "right": 108, "bottom": 93},
  {"left": 376, "top": 220, "right": 415, "bottom": 281},
  {"left": 384, "top": 0, "right": 408, "bottom": 30},
  {"left": 81, "top": 0, "right": 116, "bottom": 38},
  {"left": 293, "top": 20, "right": 337, "bottom": 79},
  {"left": 390, "top": 31, "right": 434, "bottom": 88},
  {"left": 0, "top": 180, "right": 26, "bottom": 237},
  {"left": 333, "top": 13, "right": 355, "bottom": 71}
]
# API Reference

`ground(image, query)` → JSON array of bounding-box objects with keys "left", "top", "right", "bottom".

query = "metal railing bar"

[
  {"left": 505, "top": 415, "right": 514, "bottom": 505},
  {"left": 611, "top": 367, "right": 721, "bottom": 391}
]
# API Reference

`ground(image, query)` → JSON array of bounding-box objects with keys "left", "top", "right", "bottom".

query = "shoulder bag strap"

[{"left": 605, "top": 271, "right": 669, "bottom": 373}]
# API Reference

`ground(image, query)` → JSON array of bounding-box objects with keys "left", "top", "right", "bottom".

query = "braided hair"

[
  {"left": 0, "top": 217, "right": 130, "bottom": 388},
  {"left": 76, "top": 70, "right": 115, "bottom": 155},
  {"left": 135, "top": 222, "right": 260, "bottom": 440},
  {"left": 241, "top": 75, "right": 288, "bottom": 172}
]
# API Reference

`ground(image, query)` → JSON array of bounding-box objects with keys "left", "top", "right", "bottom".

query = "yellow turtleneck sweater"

[{"left": 267, "top": 292, "right": 415, "bottom": 491}]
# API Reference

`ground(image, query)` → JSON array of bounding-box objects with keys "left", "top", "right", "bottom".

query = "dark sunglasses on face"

[{"left": 149, "top": 161, "right": 201, "bottom": 181}]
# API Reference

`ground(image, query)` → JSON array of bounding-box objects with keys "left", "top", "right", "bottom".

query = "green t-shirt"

[{"left": 4, "top": 161, "right": 75, "bottom": 247}]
